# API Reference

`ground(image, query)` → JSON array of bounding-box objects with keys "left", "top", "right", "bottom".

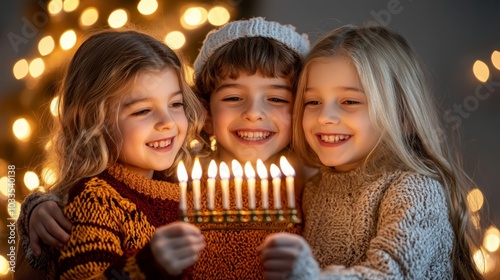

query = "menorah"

[{"left": 177, "top": 156, "right": 301, "bottom": 230}]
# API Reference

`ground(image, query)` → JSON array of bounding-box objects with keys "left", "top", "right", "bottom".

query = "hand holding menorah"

[{"left": 177, "top": 156, "right": 301, "bottom": 230}]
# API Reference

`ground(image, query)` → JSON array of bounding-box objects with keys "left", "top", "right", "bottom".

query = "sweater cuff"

[
  {"left": 18, "top": 190, "right": 65, "bottom": 271},
  {"left": 289, "top": 243, "right": 320, "bottom": 280}
]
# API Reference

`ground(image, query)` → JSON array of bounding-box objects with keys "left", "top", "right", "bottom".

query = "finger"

[
  {"left": 52, "top": 209, "right": 72, "bottom": 233},
  {"left": 44, "top": 218, "right": 71, "bottom": 244},
  {"left": 156, "top": 234, "right": 205, "bottom": 252},
  {"left": 29, "top": 231, "right": 42, "bottom": 256},
  {"left": 261, "top": 247, "right": 300, "bottom": 262},
  {"left": 262, "top": 259, "right": 294, "bottom": 271},
  {"left": 162, "top": 222, "right": 201, "bottom": 238},
  {"left": 167, "top": 241, "right": 206, "bottom": 260},
  {"left": 36, "top": 224, "right": 64, "bottom": 248}
]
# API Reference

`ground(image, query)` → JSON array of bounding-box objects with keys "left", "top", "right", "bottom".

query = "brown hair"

[
  {"left": 45, "top": 29, "right": 205, "bottom": 195},
  {"left": 195, "top": 36, "right": 303, "bottom": 108}
]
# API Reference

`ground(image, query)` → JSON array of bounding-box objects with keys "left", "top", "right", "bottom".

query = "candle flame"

[
  {"left": 244, "top": 161, "right": 255, "bottom": 178},
  {"left": 191, "top": 157, "right": 202, "bottom": 180},
  {"left": 256, "top": 159, "right": 267, "bottom": 179},
  {"left": 177, "top": 160, "right": 188, "bottom": 182},
  {"left": 220, "top": 161, "right": 230, "bottom": 180},
  {"left": 279, "top": 156, "right": 295, "bottom": 177},
  {"left": 270, "top": 164, "right": 281, "bottom": 179},
  {"left": 232, "top": 159, "right": 243, "bottom": 178},
  {"left": 208, "top": 159, "right": 217, "bottom": 178}
]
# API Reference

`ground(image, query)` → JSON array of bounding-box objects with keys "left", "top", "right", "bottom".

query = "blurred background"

[{"left": 0, "top": 0, "right": 499, "bottom": 278}]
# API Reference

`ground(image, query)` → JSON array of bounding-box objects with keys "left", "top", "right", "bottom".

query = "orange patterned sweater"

[
  {"left": 187, "top": 175, "right": 302, "bottom": 280},
  {"left": 58, "top": 164, "right": 186, "bottom": 279}
]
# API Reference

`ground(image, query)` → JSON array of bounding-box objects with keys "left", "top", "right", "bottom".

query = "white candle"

[
  {"left": 219, "top": 161, "right": 230, "bottom": 210},
  {"left": 270, "top": 164, "right": 281, "bottom": 210},
  {"left": 207, "top": 160, "right": 217, "bottom": 211},
  {"left": 280, "top": 156, "right": 296, "bottom": 208},
  {"left": 244, "top": 161, "right": 256, "bottom": 210},
  {"left": 256, "top": 159, "right": 269, "bottom": 210},
  {"left": 191, "top": 157, "right": 202, "bottom": 211},
  {"left": 177, "top": 161, "right": 188, "bottom": 211},
  {"left": 232, "top": 160, "right": 243, "bottom": 210}
]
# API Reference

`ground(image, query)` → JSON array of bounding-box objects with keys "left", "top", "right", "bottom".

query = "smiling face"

[
  {"left": 118, "top": 69, "right": 188, "bottom": 178},
  {"left": 209, "top": 72, "right": 293, "bottom": 163},
  {"left": 302, "top": 56, "right": 381, "bottom": 172}
]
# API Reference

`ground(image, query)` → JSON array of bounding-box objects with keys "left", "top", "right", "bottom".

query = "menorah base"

[{"left": 180, "top": 209, "right": 301, "bottom": 231}]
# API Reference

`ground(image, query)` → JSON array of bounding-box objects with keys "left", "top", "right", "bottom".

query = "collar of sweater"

[{"left": 106, "top": 163, "right": 180, "bottom": 201}]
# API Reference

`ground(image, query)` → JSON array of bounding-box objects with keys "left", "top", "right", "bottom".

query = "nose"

[
  {"left": 317, "top": 103, "right": 341, "bottom": 125},
  {"left": 155, "top": 109, "right": 175, "bottom": 131},
  {"left": 242, "top": 99, "right": 265, "bottom": 121}
]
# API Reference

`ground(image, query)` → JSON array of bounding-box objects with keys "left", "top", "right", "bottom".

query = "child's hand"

[
  {"left": 258, "top": 233, "right": 309, "bottom": 280},
  {"left": 150, "top": 221, "right": 205, "bottom": 276},
  {"left": 29, "top": 201, "right": 72, "bottom": 256}
]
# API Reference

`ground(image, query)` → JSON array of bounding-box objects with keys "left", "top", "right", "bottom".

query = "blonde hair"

[
  {"left": 293, "top": 25, "right": 483, "bottom": 279},
  {"left": 45, "top": 29, "right": 205, "bottom": 195}
]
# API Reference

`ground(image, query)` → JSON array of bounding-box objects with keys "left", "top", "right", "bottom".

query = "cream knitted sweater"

[{"left": 290, "top": 168, "right": 454, "bottom": 279}]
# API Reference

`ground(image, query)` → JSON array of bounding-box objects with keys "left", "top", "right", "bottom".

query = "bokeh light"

[
  {"left": 164, "top": 31, "right": 186, "bottom": 50},
  {"left": 182, "top": 7, "right": 207, "bottom": 29},
  {"left": 484, "top": 226, "right": 500, "bottom": 252},
  {"left": 13, "top": 59, "right": 29, "bottom": 80},
  {"left": 108, "top": 9, "right": 128, "bottom": 28},
  {"left": 63, "top": 0, "right": 79, "bottom": 12},
  {"left": 29, "top": 58, "right": 45, "bottom": 78},
  {"left": 208, "top": 6, "right": 230, "bottom": 26},
  {"left": 0, "top": 177, "right": 8, "bottom": 197},
  {"left": 0, "top": 255, "right": 9, "bottom": 275},
  {"left": 12, "top": 118, "right": 31, "bottom": 141},
  {"left": 41, "top": 167, "right": 57, "bottom": 185},
  {"left": 137, "top": 0, "right": 158, "bottom": 15},
  {"left": 38, "top": 36, "right": 55, "bottom": 56},
  {"left": 50, "top": 96, "right": 60, "bottom": 116},
  {"left": 48, "top": 0, "right": 63, "bottom": 15},
  {"left": 491, "top": 50, "right": 500, "bottom": 70},
  {"left": 473, "top": 60, "right": 490, "bottom": 83},
  {"left": 467, "top": 188, "right": 484, "bottom": 212},
  {"left": 80, "top": 7, "right": 99, "bottom": 27},
  {"left": 60, "top": 29, "right": 77, "bottom": 50},
  {"left": 24, "top": 171, "right": 40, "bottom": 190}
]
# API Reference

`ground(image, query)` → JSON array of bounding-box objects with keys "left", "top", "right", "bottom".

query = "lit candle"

[
  {"left": 280, "top": 156, "right": 296, "bottom": 208},
  {"left": 207, "top": 160, "right": 217, "bottom": 211},
  {"left": 232, "top": 160, "right": 243, "bottom": 210},
  {"left": 191, "top": 157, "right": 202, "bottom": 211},
  {"left": 177, "top": 161, "right": 188, "bottom": 211},
  {"left": 219, "top": 161, "right": 230, "bottom": 210},
  {"left": 244, "top": 161, "right": 256, "bottom": 210},
  {"left": 256, "top": 159, "right": 269, "bottom": 210},
  {"left": 270, "top": 164, "right": 281, "bottom": 210}
]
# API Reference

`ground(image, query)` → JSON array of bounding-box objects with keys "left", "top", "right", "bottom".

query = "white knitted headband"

[{"left": 193, "top": 17, "right": 310, "bottom": 76}]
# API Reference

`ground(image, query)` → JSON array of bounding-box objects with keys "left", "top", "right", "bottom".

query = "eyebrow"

[
  {"left": 122, "top": 90, "right": 183, "bottom": 108},
  {"left": 305, "top": 86, "right": 365, "bottom": 93},
  {"left": 215, "top": 83, "right": 292, "bottom": 93}
]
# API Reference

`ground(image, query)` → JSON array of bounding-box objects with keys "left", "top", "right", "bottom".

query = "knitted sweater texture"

[
  {"left": 18, "top": 165, "right": 301, "bottom": 279},
  {"left": 291, "top": 168, "right": 454, "bottom": 280},
  {"left": 57, "top": 164, "right": 184, "bottom": 279},
  {"left": 187, "top": 175, "right": 302, "bottom": 280}
]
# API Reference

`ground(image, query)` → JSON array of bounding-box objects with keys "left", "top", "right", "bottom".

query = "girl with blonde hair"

[
  {"left": 17, "top": 29, "right": 206, "bottom": 279},
  {"left": 259, "top": 25, "right": 483, "bottom": 279}
]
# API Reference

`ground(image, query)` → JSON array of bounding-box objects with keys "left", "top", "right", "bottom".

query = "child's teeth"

[
  {"left": 321, "top": 135, "right": 350, "bottom": 143},
  {"left": 236, "top": 131, "right": 271, "bottom": 141}
]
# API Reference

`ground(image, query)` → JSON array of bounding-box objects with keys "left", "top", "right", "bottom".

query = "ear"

[{"left": 203, "top": 114, "right": 214, "bottom": 135}]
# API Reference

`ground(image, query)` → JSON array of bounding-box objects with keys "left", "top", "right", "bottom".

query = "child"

[
  {"left": 258, "top": 25, "right": 483, "bottom": 279},
  {"left": 19, "top": 18, "right": 311, "bottom": 279},
  {"left": 16, "top": 29, "right": 207, "bottom": 279}
]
